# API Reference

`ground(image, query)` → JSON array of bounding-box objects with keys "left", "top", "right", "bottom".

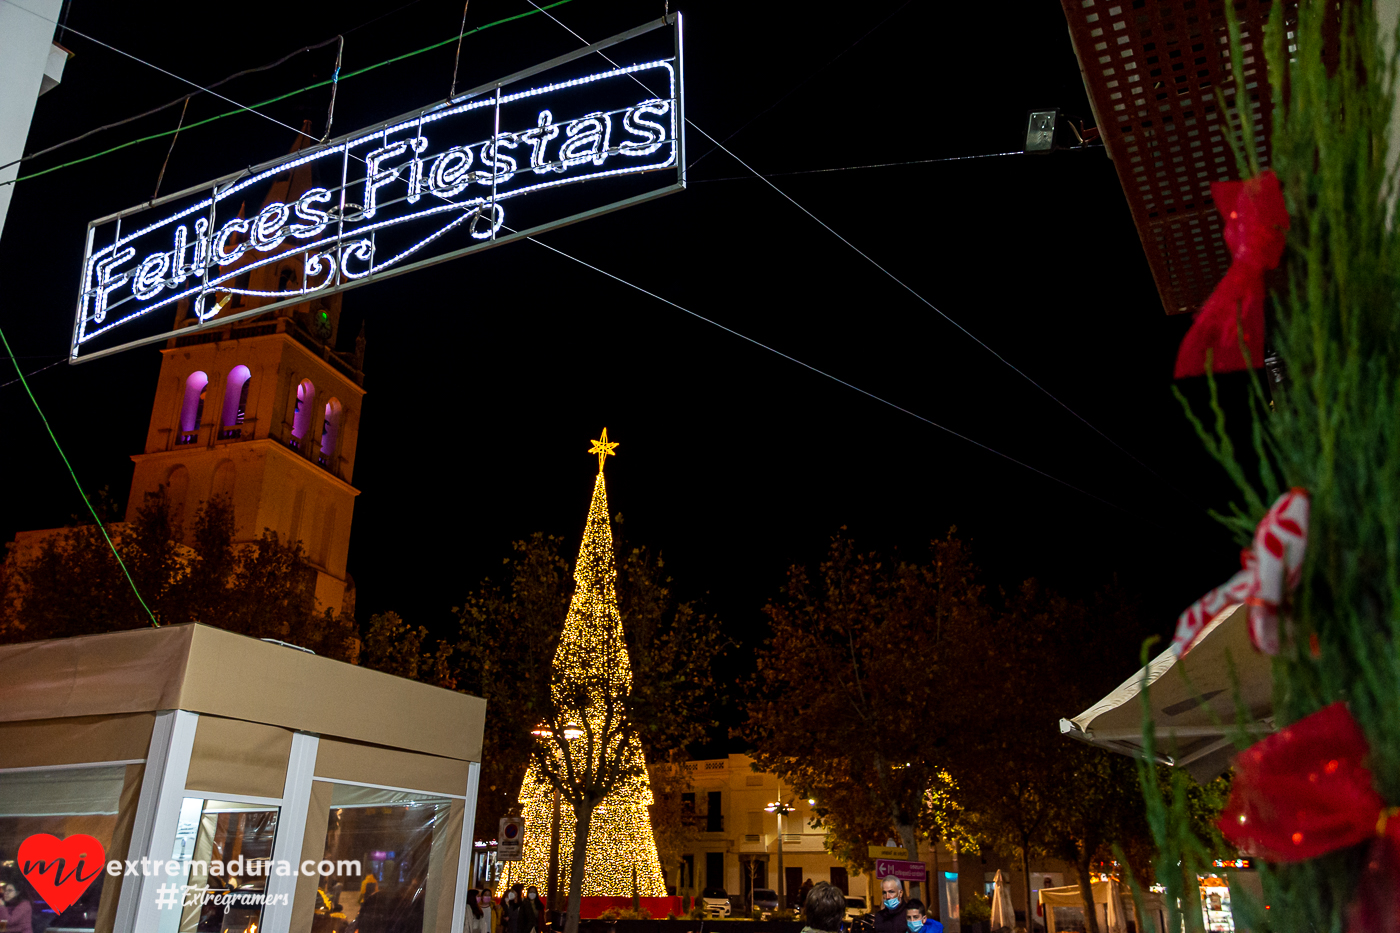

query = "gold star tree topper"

[{"left": 588, "top": 428, "right": 619, "bottom": 473}]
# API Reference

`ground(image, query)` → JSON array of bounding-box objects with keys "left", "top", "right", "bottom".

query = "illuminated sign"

[
  {"left": 71, "top": 15, "right": 684, "bottom": 362},
  {"left": 1210, "top": 858, "right": 1256, "bottom": 870}
]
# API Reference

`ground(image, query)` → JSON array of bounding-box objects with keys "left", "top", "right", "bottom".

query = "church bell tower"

[{"left": 125, "top": 127, "right": 365, "bottom": 617}]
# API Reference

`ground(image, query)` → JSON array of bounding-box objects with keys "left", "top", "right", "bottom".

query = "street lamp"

[
  {"left": 764, "top": 801, "right": 795, "bottom": 911},
  {"left": 530, "top": 722, "right": 585, "bottom": 739}
]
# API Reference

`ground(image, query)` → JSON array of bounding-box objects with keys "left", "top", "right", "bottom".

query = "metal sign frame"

[{"left": 70, "top": 14, "right": 685, "bottom": 364}]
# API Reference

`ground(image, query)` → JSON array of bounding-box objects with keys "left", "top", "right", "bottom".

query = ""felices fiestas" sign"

[{"left": 71, "top": 15, "right": 684, "bottom": 362}]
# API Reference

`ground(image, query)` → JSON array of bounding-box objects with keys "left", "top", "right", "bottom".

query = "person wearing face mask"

[
  {"left": 519, "top": 886, "right": 539, "bottom": 933},
  {"left": 902, "top": 900, "right": 942, "bottom": 933},
  {"left": 503, "top": 885, "right": 524, "bottom": 933},
  {"left": 478, "top": 887, "right": 496, "bottom": 933},
  {"left": 871, "top": 877, "right": 907, "bottom": 933}
]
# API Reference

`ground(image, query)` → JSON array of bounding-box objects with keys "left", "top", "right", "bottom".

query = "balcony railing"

[{"left": 175, "top": 430, "right": 199, "bottom": 446}]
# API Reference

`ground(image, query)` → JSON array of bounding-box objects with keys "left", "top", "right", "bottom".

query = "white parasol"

[
  {"left": 1104, "top": 878, "right": 1127, "bottom": 933},
  {"left": 990, "top": 870, "right": 1016, "bottom": 931}
]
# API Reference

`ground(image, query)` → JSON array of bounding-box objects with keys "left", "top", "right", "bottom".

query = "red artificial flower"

[
  {"left": 1220, "top": 702, "right": 1400, "bottom": 933},
  {"left": 1221, "top": 702, "right": 1382, "bottom": 860},
  {"left": 1174, "top": 170, "right": 1289, "bottom": 378}
]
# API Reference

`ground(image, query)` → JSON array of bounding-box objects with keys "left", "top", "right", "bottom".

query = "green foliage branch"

[{"left": 1148, "top": 1, "right": 1400, "bottom": 926}]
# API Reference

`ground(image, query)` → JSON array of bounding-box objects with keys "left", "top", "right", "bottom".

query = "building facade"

[{"left": 657, "top": 755, "right": 903, "bottom": 914}]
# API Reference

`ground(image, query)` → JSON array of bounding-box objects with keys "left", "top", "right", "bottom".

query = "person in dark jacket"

[
  {"left": 502, "top": 885, "right": 524, "bottom": 933},
  {"left": 871, "top": 877, "right": 907, "bottom": 933},
  {"left": 521, "top": 887, "right": 542, "bottom": 933}
]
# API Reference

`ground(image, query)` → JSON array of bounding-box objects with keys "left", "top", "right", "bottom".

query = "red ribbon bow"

[
  {"left": 1220, "top": 702, "right": 1400, "bottom": 933},
  {"left": 1174, "top": 170, "right": 1289, "bottom": 378}
]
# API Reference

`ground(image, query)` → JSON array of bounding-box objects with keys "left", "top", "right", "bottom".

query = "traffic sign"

[
  {"left": 875, "top": 859, "right": 926, "bottom": 882},
  {"left": 498, "top": 817, "right": 525, "bottom": 861},
  {"left": 867, "top": 845, "right": 908, "bottom": 860}
]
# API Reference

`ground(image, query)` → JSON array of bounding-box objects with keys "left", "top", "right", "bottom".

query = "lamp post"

[{"left": 765, "top": 801, "right": 795, "bottom": 911}]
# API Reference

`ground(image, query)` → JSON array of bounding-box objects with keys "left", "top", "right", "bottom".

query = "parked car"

[
  {"left": 701, "top": 887, "right": 731, "bottom": 917},
  {"left": 752, "top": 888, "right": 779, "bottom": 914},
  {"left": 844, "top": 897, "right": 868, "bottom": 922}
]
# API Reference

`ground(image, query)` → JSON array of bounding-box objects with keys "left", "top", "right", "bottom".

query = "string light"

[
  {"left": 559, "top": 113, "right": 612, "bottom": 169},
  {"left": 510, "top": 433, "right": 666, "bottom": 899},
  {"left": 618, "top": 101, "right": 669, "bottom": 157},
  {"left": 521, "top": 111, "right": 561, "bottom": 174},
  {"left": 74, "top": 58, "right": 678, "bottom": 349},
  {"left": 339, "top": 239, "right": 374, "bottom": 279},
  {"left": 290, "top": 188, "right": 334, "bottom": 238},
  {"left": 250, "top": 200, "right": 292, "bottom": 251}
]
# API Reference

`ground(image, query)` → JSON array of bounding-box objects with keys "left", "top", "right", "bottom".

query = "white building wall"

[{"left": 0, "top": 0, "right": 63, "bottom": 241}]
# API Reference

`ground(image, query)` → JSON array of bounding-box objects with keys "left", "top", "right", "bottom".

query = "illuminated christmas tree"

[{"left": 511, "top": 429, "right": 667, "bottom": 902}]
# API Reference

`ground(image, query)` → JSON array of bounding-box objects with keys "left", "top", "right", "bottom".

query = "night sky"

[{"left": 2, "top": 0, "right": 1249, "bottom": 741}]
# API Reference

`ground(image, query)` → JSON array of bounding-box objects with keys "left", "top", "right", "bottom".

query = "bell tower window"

[
  {"left": 220, "top": 365, "right": 252, "bottom": 439},
  {"left": 290, "top": 378, "right": 316, "bottom": 450},
  {"left": 177, "top": 371, "right": 208, "bottom": 445},
  {"left": 319, "top": 398, "right": 342, "bottom": 467}
]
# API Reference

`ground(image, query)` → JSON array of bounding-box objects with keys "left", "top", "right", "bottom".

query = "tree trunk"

[
  {"left": 1074, "top": 855, "right": 1099, "bottom": 933},
  {"left": 1020, "top": 842, "right": 1032, "bottom": 933},
  {"left": 896, "top": 823, "right": 920, "bottom": 901},
  {"left": 931, "top": 838, "right": 941, "bottom": 920},
  {"left": 564, "top": 804, "right": 593, "bottom": 933},
  {"left": 897, "top": 823, "right": 919, "bottom": 861}
]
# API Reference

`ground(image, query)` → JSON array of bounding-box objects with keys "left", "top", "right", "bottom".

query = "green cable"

[
  {"left": 10, "top": 0, "right": 578, "bottom": 186},
  {"left": 0, "top": 327, "right": 160, "bottom": 627}
]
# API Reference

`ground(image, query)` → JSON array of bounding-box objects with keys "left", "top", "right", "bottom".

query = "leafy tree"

[
  {"left": 359, "top": 611, "right": 432, "bottom": 679},
  {"left": 949, "top": 582, "right": 1198, "bottom": 933},
  {"left": 448, "top": 523, "right": 726, "bottom": 862},
  {"left": 745, "top": 529, "right": 987, "bottom": 873},
  {"left": 614, "top": 540, "right": 727, "bottom": 758},
  {"left": 451, "top": 532, "right": 573, "bottom": 837},
  {"left": 646, "top": 754, "right": 703, "bottom": 890},
  {"left": 1, "top": 487, "right": 357, "bottom": 660},
  {"left": 1043, "top": 748, "right": 1150, "bottom": 933}
]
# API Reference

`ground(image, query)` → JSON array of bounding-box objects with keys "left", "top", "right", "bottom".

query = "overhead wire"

[
  {"left": 0, "top": 357, "right": 66, "bottom": 389},
  {"left": 150, "top": 97, "right": 188, "bottom": 200},
  {"left": 20, "top": 10, "right": 324, "bottom": 147},
  {"left": 0, "top": 327, "right": 159, "bottom": 626},
  {"left": 689, "top": 124, "right": 1195, "bottom": 501},
  {"left": 0, "top": 34, "right": 346, "bottom": 175},
  {"left": 0, "top": 0, "right": 579, "bottom": 187},
  {"left": 8, "top": 0, "right": 445, "bottom": 175},
  {"left": 320, "top": 35, "right": 345, "bottom": 142},
  {"left": 13, "top": 1, "right": 1167, "bottom": 520},
  {"left": 449, "top": 0, "right": 473, "bottom": 99},
  {"left": 523, "top": 0, "right": 1195, "bottom": 505},
  {"left": 691, "top": 151, "right": 1069, "bottom": 183},
  {"left": 517, "top": 230, "right": 1141, "bottom": 519}
]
